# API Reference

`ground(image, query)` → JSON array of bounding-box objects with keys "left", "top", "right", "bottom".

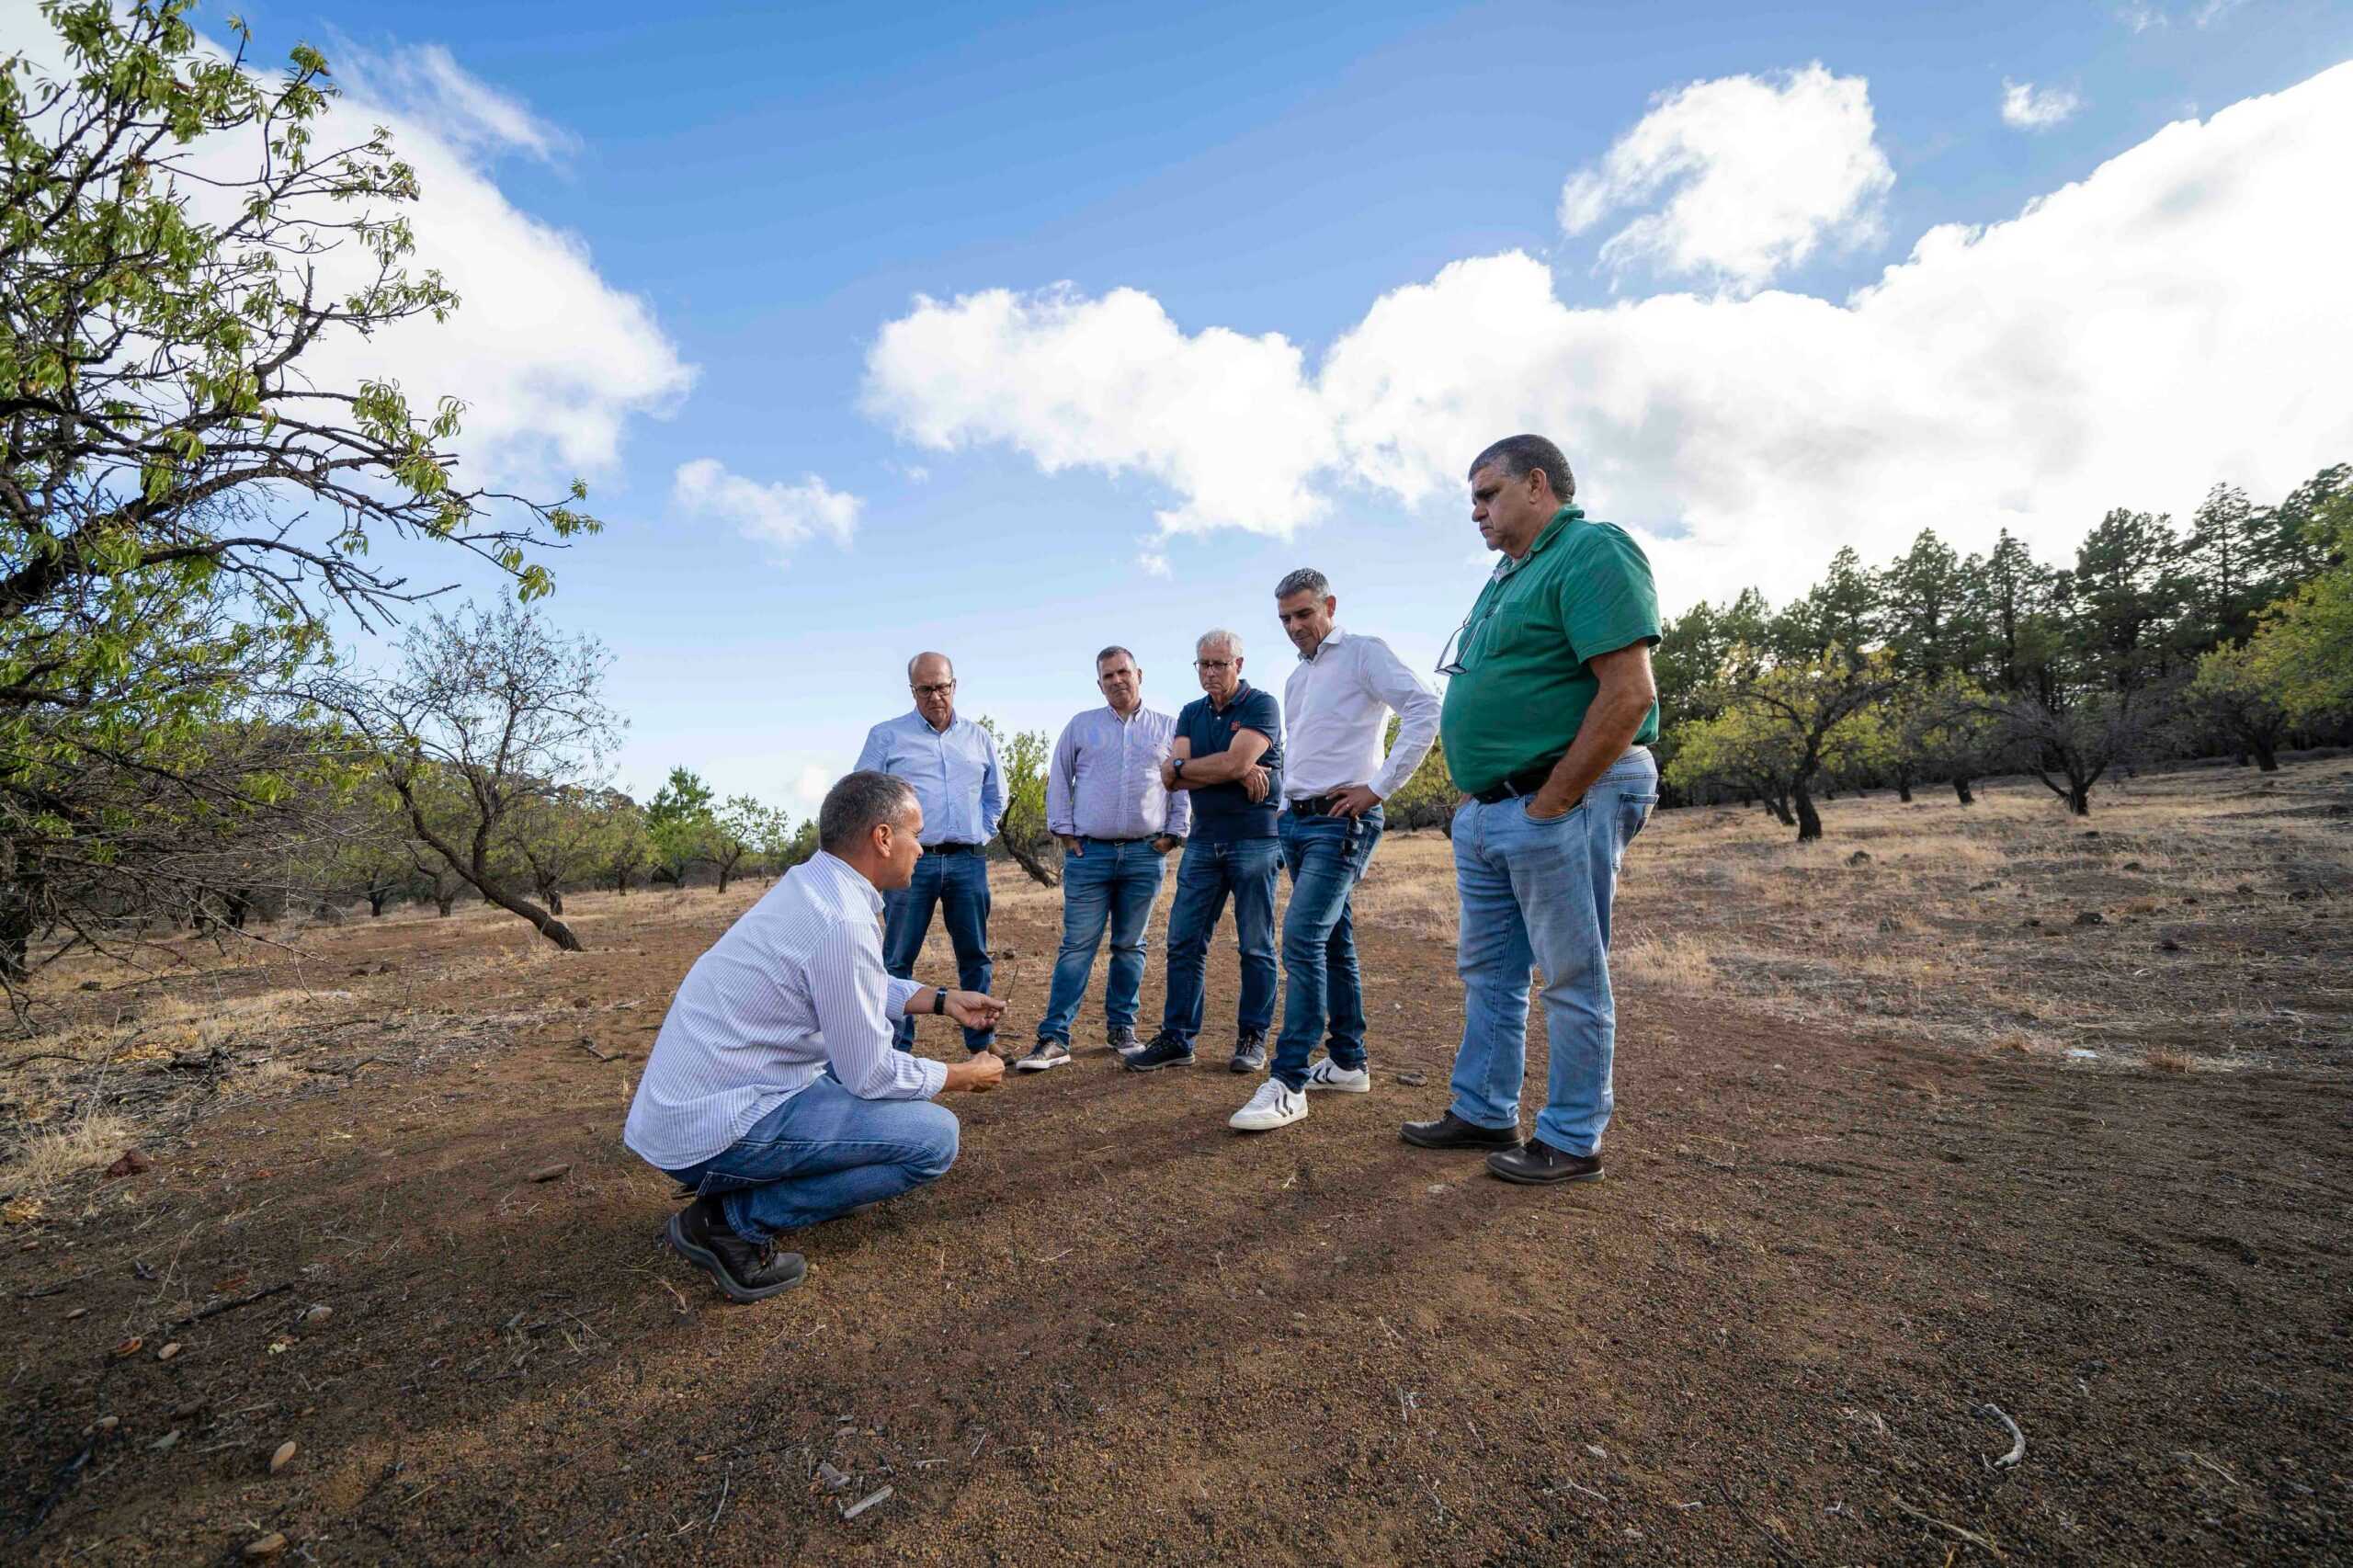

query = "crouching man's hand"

[
  {"left": 944, "top": 1052, "right": 1006, "bottom": 1093},
  {"left": 943, "top": 990, "right": 1006, "bottom": 1031}
]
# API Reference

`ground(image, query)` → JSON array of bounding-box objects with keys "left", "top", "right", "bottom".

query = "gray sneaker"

[
  {"left": 1017, "top": 1040, "right": 1071, "bottom": 1073},
  {"left": 1229, "top": 1030, "right": 1268, "bottom": 1074},
  {"left": 1106, "top": 1024, "right": 1145, "bottom": 1059}
]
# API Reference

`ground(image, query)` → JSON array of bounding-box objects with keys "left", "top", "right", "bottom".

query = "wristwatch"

[
  {"left": 931, "top": 988, "right": 947, "bottom": 1016},
  {"left": 1170, "top": 756, "right": 1186, "bottom": 778}
]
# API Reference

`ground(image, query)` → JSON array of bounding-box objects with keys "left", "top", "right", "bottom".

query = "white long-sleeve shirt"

[
  {"left": 623, "top": 852, "right": 946, "bottom": 1170},
  {"left": 1279, "top": 625, "right": 1442, "bottom": 801}
]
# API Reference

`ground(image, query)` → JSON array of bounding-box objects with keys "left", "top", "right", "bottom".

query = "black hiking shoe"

[
  {"left": 664, "top": 1197, "right": 806, "bottom": 1302},
  {"left": 1400, "top": 1109, "right": 1523, "bottom": 1151},
  {"left": 1485, "top": 1136, "right": 1604, "bottom": 1185},
  {"left": 1124, "top": 1032, "right": 1197, "bottom": 1072},
  {"left": 1229, "top": 1030, "right": 1268, "bottom": 1074}
]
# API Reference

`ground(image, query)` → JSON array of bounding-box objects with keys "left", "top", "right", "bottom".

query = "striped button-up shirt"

[
  {"left": 1046, "top": 704, "right": 1191, "bottom": 841},
  {"left": 623, "top": 852, "right": 946, "bottom": 1171},
  {"left": 854, "top": 710, "right": 1006, "bottom": 847}
]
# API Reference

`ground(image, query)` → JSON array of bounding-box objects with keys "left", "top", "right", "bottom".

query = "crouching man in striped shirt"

[{"left": 625, "top": 772, "right": 1006, "bottom": 1302}]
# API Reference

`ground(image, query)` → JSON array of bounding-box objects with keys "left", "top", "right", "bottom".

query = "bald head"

[{"left": 908, "top": 652, "right": 958, "bottom": 731}]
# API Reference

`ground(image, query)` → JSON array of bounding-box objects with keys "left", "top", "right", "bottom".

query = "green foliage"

[
  {"left": 976, "top": 717, "right": 1057, "bottom": 887},
  {"left": 646, "top": 767, "right": 716, "bottom": 887},
  {"left": 2241, "top": 491, "right": 2353, "bottom": 726}
]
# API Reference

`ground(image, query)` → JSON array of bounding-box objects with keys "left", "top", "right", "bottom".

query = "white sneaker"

[
  {"left": 1303, "top": 1060, "right": 1370, "bottom": 1093},
  {"left": 1230, "top": 1079, "right": 1308, "bottom": 1132}
]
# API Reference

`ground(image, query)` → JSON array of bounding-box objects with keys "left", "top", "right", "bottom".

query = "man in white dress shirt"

[
  {"left": 625, "top": 772, "right": 1006, "bottom": 1302},
  {"left": 1229, "top": 569, "right": 1442, "bottom": 1133}
]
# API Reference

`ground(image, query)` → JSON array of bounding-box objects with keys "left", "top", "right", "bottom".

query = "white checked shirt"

[
  {"left": 623, "top": 852, "right": 946, "bottom": 1171},
  {"left": 1280, "top": 625, "right": 1443, "bottom": 802}
]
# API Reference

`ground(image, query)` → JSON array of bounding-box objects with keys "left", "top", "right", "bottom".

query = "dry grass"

[
  {"left": 3, "top": 1109, "right": 134, "bottom": 1195},
  {"left": 1609, "top": 756, "right": 2353, "bottom": 1068}
]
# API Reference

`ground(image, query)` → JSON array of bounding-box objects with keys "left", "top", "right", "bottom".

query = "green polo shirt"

[{"left": 1438, "top": 506, "right": 1662, "bottom": 796}]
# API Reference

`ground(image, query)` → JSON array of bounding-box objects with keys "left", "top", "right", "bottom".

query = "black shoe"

[
  {"left": 1400, "top": 1109, "right": 1523, "bottom": 1151},
  {"left": 1485, "top": 1136, "right": 1604, "bottom": 1185},
  {"left": 1125, "top": 1032, "right": 1196, "bottom": 1072},
  {"left": 664, "top": 1197, "right": 807, "bottom": 1302},
  {"left": 1017, "top": 1039, "right": 1071, "bottom": 1073},
  {"left": 1106, "top": 1025, "right": 1144, "bottom": 1059},
  {"left": 1229, "top": 1030, "right": 1268, "bottom": 1074}
]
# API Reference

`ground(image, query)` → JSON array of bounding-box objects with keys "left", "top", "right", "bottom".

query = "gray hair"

[
  {"left": 906, "top": 651, "right": 954, "bottom": 684},
  {"left": 1095, "top": 645, "right": 1137, "bottom": 670},
  {"left": 1274, "top": 568, "right": 1329, "bottom": 600},
  {"left": 819, "top": 770, "right": 918, "bottom": 855},
  {"left": 1196, "top": 628, "right": 1243, "bottom": 658},
  {"left": 1468, "top": 434, "right": 1575, "bottom": 503}
]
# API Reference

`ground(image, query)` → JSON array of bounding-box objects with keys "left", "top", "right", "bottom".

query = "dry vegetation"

[{"left": 0, "top": 758, "right": 2346, "bottom": 1562}]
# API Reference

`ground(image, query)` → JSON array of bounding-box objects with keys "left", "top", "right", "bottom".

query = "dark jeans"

[
  {"left": 1037, "top": 837, "right": 1167, "bottom": 1042},
  {"left": 1159, "top": 836, "right": 1279, "bottom": 1044},
  {"left": 883, "top": 849, "right": 994, "bottom": 1051},
  {"left": 663, "top": 1074, "right": 960, "bottom": 1241},
  {"left": 1272, "top": 806, "right": 1383, "bottom": 1090}
]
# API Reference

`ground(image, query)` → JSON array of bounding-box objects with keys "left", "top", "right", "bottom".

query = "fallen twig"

[
  {"left": 1981, "top": 1403, "right": 2026, "bottom": 1469},
  {"left": 1890, "top": 1494, "right": 2005, "bottom": 1560},
  {"left": 629, "top": 1266, "right": 691, "bottom": 1314},
  {"left": 1716, "top": 1480, "right": 1811, "bottom": 1568},
  {"left": 710, "top": 1462, "right": 733, "bottom": 1526},
  {"left": 165, "top": 1280, "right": 293, "bottom": 1331},
  {"left": 574, "top": 1038, "right": 615, "bottom": 1063}
]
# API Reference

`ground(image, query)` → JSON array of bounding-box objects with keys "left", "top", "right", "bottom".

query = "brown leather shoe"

[
  {"left": 1484, "top": 1136, "right": 1603, "bottom": 1185},
  {"left": 1400, "top": 1109, "right": 1522, "bottom": 1151},
  {"left": 665, "top": 1197, "right": 806, "bottom": 1302}
]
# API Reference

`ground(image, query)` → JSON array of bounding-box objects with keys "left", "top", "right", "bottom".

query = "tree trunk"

[
  {"left": 1952, "top": 775, "right": 1975, "bottom": 806},
  {"left": 222, "top": 889, "right": 252, "bottom": 930},
  {"left": 715, "top": 859, "right": 734, "bottom": 894},
  {"left": 2067, "top": 778, "right": 2092, "bottom": 815},
  {"left": 1764, "top": 791, "right": 1795, "bottom": 828},
  {"left": 546, "top": 887, "right": 564, "bottom": 915},
  {"left": 1000, "top": 836, "right": 1061, "bottom": 888},
  {"left": 2251, "top": 734, "right": 2279, "bottom": 772},
  {"left": 435, "top": 893, "right": 455, "bottom": 916},
  {"left": 1792, "top": 781, "right": 1824, "bottom": 842},
  {"left": 367, "top": 887, "right": 391, "bottom": 916},
  {"left": 0, "top": 876, "right": 36, "bottom": 983}
]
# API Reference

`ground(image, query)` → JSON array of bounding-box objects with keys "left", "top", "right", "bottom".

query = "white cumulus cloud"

[
  {"left": 864, "top": 62, "right": 2353, "bottom": 613},
  {"left": 1556, "top": 62, "right": 1894, "bottom": 295},
  {"left": 861, "top": 284, "right": 1336, "bottom": 539},
  {"left": 335, "top": 40, "right": 579, "bottom": 165},
  {"left": 2001, "top": 78, "right": 2085, "bottom": 131},
  {"left": 672, "top": 460, "right": 862, "bottom": 560}
]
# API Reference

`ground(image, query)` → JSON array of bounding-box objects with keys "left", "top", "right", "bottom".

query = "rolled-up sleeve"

[
  {"left": 813, "top": 924, "right": 947, "bottom": 1100},
  {"left": 1367, "top": 639, "right": 1443, "bottom": 800}
]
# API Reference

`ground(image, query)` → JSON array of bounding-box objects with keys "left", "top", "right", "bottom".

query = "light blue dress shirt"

[{"left": 855, "top": 710, "right": 1006, "bottom": 846}]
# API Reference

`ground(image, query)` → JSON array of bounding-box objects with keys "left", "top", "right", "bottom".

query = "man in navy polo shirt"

[{"left": 1125, "top": 630, "right": 1284, "bottom": 1074}]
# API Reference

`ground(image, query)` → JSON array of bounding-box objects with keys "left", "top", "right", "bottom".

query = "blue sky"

[{"left": 35, "top": 0, "right": 2352, "bottom": 815}]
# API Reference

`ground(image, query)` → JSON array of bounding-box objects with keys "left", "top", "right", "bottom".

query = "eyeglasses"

[
  {"left": 1436, "top": 600, "right": 1503, "bottom": 677},
  {"left": 912, "top": 681, "right": 957, "bottom": 698},
  {"left": 1193, "top": 659, "right": 1234, "bottom": 671}
]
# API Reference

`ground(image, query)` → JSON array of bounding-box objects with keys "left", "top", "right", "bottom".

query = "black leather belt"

[
  {"left": 1081, "top": 835, "right": 1152, "bottom": 845},
  {"left": 1287, "top": 794, "right": 1341, "bottom": 817},
  {"left": 925, "top": 840, "right": 983, "bottom": 855},
  {"left": 1471, "top": 759, "right": 1563, "bottom": 804}
]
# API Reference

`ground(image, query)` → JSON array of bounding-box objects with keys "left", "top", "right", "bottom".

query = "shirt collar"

[
  {"left": 905, "top": 708, "right": 962, "bottom": 736},
  {"left": 1300, "top": 623, "right": 1349, "bottom": 663},
  {"left": 1208, "top": 678, "right": 1251, "bottom": 713},
  {"left": 809, "top": 850, "right": 884, "bottom": 914}
]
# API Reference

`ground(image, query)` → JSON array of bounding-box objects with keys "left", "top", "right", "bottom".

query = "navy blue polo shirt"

[{"left": 1177, "top": 682, "right": 1283, "bottom": 842}]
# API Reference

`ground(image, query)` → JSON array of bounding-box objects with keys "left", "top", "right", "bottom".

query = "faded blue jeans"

[
  {"left": 1448, "top": 748, "right": 1658, "bottom": 1156},
  {"left": 1037, "top": 837, "right": 1168, "bottom": 1042},
  {"left": 662, "top": 1074, "right": 960, "bottom": 1241},
  {"left": 882, "top": 849, "right": 994, "bottom": 1051},
  {"left": 1159, "top": 837, "right": 1279, "bottom": 1044},
  {"left": 1271, "top": 806, "right": 1383, "bottom": 1090}
]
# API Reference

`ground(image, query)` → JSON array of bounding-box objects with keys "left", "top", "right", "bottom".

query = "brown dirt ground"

[{"left": 3, "top": 762, "right": 2348, "bottom": 1564}]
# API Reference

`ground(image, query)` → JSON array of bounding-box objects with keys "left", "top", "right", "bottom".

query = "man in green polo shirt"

[{"left": 1401, "top": 434, "right": 1662, "bottom": 1186}]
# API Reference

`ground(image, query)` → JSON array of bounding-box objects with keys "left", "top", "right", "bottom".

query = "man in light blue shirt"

[
  {"left": 1016, "top": 647, "right": 1189, "bottom": 1073},
  {"left": 855, "top": 652, "right": 1007, "bottom": 1055}
]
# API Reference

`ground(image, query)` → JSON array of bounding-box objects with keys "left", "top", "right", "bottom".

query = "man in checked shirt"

[{"left": 1015, "top": 646, "right": 1189, "bottom": 1072}]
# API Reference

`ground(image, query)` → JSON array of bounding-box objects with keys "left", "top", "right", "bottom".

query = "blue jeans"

[
  {"left": 1037, "top": 837, "right": 1168, "bottom": 1042},
  {"left": 1272, "top": 807, "right": 1383, "bottom": 1090},
  {"left": 882, "top": 850, "right": 994, "bottom": 1051},
  {"left": 1448, "top": 748, "right": 1658, "bottom": 1156},
  {"left": 661, "top": 1074, "right": 960, "bottom": 1241},
  {"left": 1159, "top": 836, "right": 1279, "bottom": 1043}
]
